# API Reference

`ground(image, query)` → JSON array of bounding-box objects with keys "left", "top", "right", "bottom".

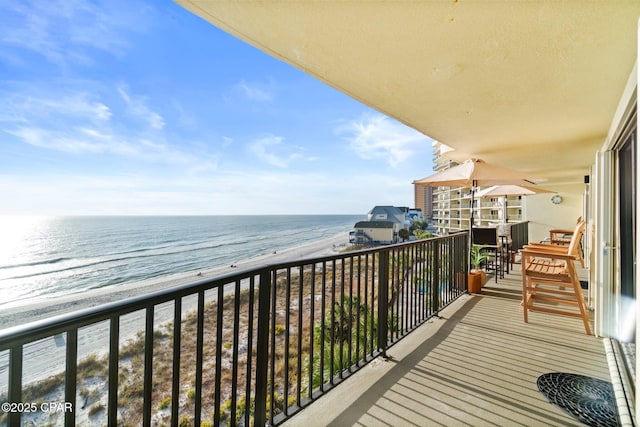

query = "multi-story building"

[
  {"left": 413, "top": 185, "right": 433, "bottom": 220},
  {"left": 419, "top": 141, "right": 526, "bottom": 235}
]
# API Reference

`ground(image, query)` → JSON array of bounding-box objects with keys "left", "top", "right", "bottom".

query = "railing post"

[
  {"left": 255, "top": 268, "right": 272, "bottom": 427},
  {"left": 432, "top": 241, "right": 440, "bottom": 315},
  {"left": 194, "top": 293, "right": 205, "bottom": 427},
  {"left": 8, "top": 346, "right": 22, "bottom": 427},
  {"left": 107, "top": 317, "right": 119, "bottom": 426},
  {"left": 65, "top": 329, "right": 78, "bottom": 427},
  {"left": 448, "top": 238, "right": 454, "bottom": 297},
  {"left": 143, "top": 307, "right": 155, "bottom": 427},
  {"left": 464, "top": 233, "right": 470, "bottom": 290},
  {"left": 377, "top": 249, "right": 389, "bottom": 357}
]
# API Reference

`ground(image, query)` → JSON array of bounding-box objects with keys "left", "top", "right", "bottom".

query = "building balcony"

[
  {"left": 0, "top": 231, "right": 627, "bottom": 426},
  {"left": 286, "top": 271, "right": 611, "bottom": 427},
  {"left": 0, "top": 234, "right": 470, "bottom": 426}
]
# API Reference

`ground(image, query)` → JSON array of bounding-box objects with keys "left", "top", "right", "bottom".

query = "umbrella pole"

[
  {"left": 469, "top": 180, "right": 476, "bottom": 270},
  {"left": 470, "top": 180, "right": 476, "bottom": 229},
  {"left": 504, "top": 197, "right": 508, "bottom": 222}
]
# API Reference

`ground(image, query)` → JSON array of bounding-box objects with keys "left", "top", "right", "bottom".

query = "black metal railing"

[{"left": 0, "top": 233, "right": 468, "bottom": 427}]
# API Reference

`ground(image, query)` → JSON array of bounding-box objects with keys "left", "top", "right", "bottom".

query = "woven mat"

[{"left": 537, "top": 373, "right": 619, "bottom": 427}]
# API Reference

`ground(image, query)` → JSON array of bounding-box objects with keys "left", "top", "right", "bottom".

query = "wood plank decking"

[{"left": 286, "top": 271, "right": 608, "bottom": 426}]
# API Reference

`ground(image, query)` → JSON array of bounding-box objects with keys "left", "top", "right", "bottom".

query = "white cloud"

[
  {"left": 0, "top": 87, "right": 208, "bottom": 167},
  {"left": 117, "top": 87, "right": 165, "bottom": 130},
  {"left": 78, "top": 127, "right": 111, "bottom": 140},
  {"left": 336, "top": 113, "right": 432, "bottom": 167},
  {"left": 6, "top": 127, "right": 104, "bottom": 153},
  {"left": 248, "top": 135, "right": 301, "bottom": 168},
  {"left": 0, "top": 0, "right": 150, "bottom": 66},
  {"left": 2, "top": 92, "right": 112, "bottom": 123},
  {"left": 235, "top": 80, "right": 274, "bottom": 102},
  {"left": 5, "top": 124, "right": 205, "bottom": 166}
]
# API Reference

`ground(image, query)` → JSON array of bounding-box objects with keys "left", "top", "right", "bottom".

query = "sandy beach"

[
  {"left": 0, "top": 231, "right": 359, "bottom": 426},
  {"left": 0, "top": 232, "right": 351, "bottom": 422},
  {"left": 0, "top": 232, "right": 349, "bottom": 330}
]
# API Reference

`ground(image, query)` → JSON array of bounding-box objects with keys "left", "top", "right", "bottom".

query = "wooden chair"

[
  {"left": 520, "top": 220, "right": 591, "bottom": 334},
  {"left": 547, "top": 217, "right": 585, "bottom": 267},
  {"left": 527, "top": 219, "right": 586, "bottom": 267}
]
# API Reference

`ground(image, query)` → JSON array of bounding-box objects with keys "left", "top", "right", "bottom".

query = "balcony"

[
  {"left": 0, "top": 234, "right": 469, "bottom": 426},
  {"left": 0, "top": 230, "right": 622, "bottom": 427},
  {"left": 285, "top": 270, "right": 609, "bottom": 426}
]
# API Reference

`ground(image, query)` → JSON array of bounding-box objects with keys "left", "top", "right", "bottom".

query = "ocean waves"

[
  {"left": 0, "top": 239, "right": 253, "bottom": 282},
  {"left": 0, "top": 215, "right": 361, "bottom": 308}
]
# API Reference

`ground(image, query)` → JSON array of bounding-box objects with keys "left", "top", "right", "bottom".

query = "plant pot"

[
  {"left": 479, "top": 270, "right": 487, "bottom": 286},
  {"left": 468, "top": 271, "right": 483, "bottom": 293}
]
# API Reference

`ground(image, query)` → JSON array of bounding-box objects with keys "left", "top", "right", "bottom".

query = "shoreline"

[
  {"left": 0, "top": 232, "right": 353, "bottom": 424},
  {"left": 0, "top": 232, "right": 350, "bottom": 330}
]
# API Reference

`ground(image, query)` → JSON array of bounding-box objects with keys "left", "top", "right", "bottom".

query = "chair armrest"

[
  {"left": 520, "top": 248, "right": 576, "bottom": 261},
  {"left": 549, "top": 228, "right": 574, "bottom": 234},
  {"left": 524, "top": 243, "right": 569, "bottom": 252}
]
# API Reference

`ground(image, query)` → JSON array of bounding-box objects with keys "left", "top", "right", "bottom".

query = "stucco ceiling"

[{"left": 176, "top": 1, "right": 639, "bottom": 184}]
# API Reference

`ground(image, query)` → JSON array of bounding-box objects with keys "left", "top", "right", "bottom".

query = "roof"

[
  {"left": 368, "top": 205, "right": 404, "bottom": 217},
  {"left": 354, "top": 221, "right": 394, "bottom": 229}
]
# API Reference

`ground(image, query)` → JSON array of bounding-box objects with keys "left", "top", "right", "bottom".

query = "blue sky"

[{"left": 0, "top": 0, "right": 434, "bottom": 215}]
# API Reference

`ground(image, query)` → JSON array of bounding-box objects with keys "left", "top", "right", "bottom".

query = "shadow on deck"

[{"left": 285, "top": 271, "right": 608, "bottom": 426}]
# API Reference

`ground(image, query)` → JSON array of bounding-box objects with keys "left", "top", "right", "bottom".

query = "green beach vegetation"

[{"left": 1, "top": 241, "right": 448, "bottom": 426}]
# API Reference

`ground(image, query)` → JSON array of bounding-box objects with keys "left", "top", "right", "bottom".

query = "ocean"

[{"left": 0, "top": 215, "right": 362, "bottom": 309}]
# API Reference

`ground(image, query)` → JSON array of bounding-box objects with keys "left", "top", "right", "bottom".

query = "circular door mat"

[{"left": 537, "top": 373, "right": 618, "bottom": 427}]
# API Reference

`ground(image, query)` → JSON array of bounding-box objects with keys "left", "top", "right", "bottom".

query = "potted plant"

[{"left": 468, "top": 244, "right": 489, "bottom": 293}]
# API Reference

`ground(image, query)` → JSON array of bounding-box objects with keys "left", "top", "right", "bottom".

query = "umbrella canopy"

[
  {"left": 412, "top": 159, "right": 543, "bottom": 188},
  {"left": 413, "top": 159, "right": 547, "bottom": 271},
  {"left": 475, "top": 184, "right": 555, "bottom": 222},
  {"left": 413, "top": 159, "right": 545, "bottom": 227},
  {"left": 475, "top": 184, "right": 555, "bottom": 198}
]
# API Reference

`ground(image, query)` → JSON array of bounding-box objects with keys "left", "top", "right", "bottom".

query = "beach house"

[
  {"left": 350, "top": 205, "right": 406, "bottom": 245},
  {"left": 367, "top": 205, "right": 406, "bottom": 225},
  {"left": 350, "top": 220, "right": 395, "bottom": 245},
  {"left": 2, "top": 3, "right": 638, "bottom": 426}
]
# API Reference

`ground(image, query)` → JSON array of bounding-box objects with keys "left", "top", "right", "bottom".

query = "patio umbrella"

[
  {"left": 412, "top": 159, "right": 543, "bottom": 188},
  {"left": 413, "top": 159, "right": 544, "bottom": 227},
  {"left": 413, "top": 159, "right": 547, "bottom": 271},
  {"left": 475, "top": 184, "right": 555, "bottom": 222}
]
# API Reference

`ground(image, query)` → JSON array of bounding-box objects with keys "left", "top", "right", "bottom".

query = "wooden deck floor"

[{"left": 286, "top": 271, "right": 610, "bottom": 426}]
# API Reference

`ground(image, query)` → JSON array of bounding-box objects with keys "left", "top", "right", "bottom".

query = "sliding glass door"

[{"left": 617, "top": 117, "right": 636, "bottom": 343}]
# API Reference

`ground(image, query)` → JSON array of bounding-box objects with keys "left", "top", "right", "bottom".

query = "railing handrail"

[
  {"left": 0, "top": 268, "right": 261, "bottom": 347},
  {"left": 0, "top": 231, "right": 470, "bottom": 347},
  {"left": 0, "top": 232, "right": 469, "bottom": 427}
]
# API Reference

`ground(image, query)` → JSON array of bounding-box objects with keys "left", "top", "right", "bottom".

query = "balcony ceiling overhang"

[{"left": 176, "top": 1, "right": 640, "bottom": 183}]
